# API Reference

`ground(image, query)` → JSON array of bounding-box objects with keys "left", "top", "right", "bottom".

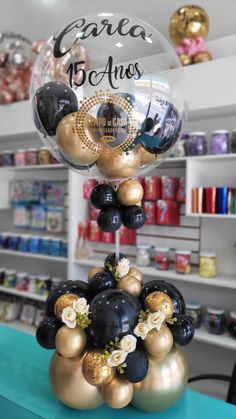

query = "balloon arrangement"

[
  {"left": 169, "top": 5, "right": 212, "bottom": 66},
  {"left": 31, "top": 12, "right": 189, "bottom": 412},
  {"left": 36, "top": 252, "right": 194, "bottom": 412}
]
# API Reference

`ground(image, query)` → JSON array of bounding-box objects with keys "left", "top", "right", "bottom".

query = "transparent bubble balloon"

[{"left": 30, "top": 13, "right": 185, "bottom": 180}]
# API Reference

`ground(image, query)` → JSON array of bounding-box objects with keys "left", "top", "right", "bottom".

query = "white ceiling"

[{"left": 0, "top": 0, "right": 235, "bottom": 44}]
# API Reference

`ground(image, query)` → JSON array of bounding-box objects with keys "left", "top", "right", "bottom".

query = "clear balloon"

[{"left": 30, "top": 13, "right": 185, "bottom": 180}]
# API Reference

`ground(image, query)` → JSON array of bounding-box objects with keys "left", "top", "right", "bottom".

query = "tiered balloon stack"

[
  {"left": 36, "top": 252, "right": 194, "bottom": 412},
  {"left": 30, "top": 12, "right": 190, "bottom": 413}
]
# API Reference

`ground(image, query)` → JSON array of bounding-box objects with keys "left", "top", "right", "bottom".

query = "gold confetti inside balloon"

[
  {"left": 82, "top": 350, "right": 115, "bottom": 386},
  {"left": 50, "top": 351, "right": 103, "bottom": 409},
  {"left": 55, "top": 325, "right": 87, "bottom": 358},
  {"left": 144, "top": 325, "right": 173, "bottom": 358},
  {"left": 145, "top": 291, "right": 174, "bottom": 320},
  {"left": 117, "top": 179, "right": 144, "bottom": 206},
  {"left": 54, "top": 293, "right": 78, "bottom": 320},
  {"left": 128, "top": 267, "right": 143, "bottom": 284},
  {"left": 117, "top": 274, "right": 142, "bottom": 297},
  {"left": 102, "top": 375, "right": 134, "bottom": 409},
  {"left": 132, "top": 345, "right": 188, "bottom": 412},
  {"left": 169, "top": 5, "right": 209, "bottom": 45}
]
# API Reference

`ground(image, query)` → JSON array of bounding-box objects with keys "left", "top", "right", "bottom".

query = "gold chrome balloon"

[
  {"left": 145, "top": 291, "right": 174, "bottom": 320},
  {"left": 128, "top": 267, "right": 143, "bottom": 284},
  {"left": 132, "top": 345, "right": 188, "bottom": 412},
  {"left": 179, "top": 53, "right": 192, "bottom": 66},
  {"left": 117, "top": 274, "right": 142, "bottom": 297},
  {"left": 97, "top": 146, "right": 141, "bottom": 180},
  {"left": 117, "top": 179, "right": 144, "bottom": 206},
  {"left": 55, "top": 325, "right": 86, "bottom": 358},
  {"left": 50, "top": 351, "right": 103, "bottom": 409},
  {"left": 82, "top": 350, "right": 115, "bottom": 386},
  {"left": 140, "top": 146, "right": 158, "bottom": 165},
  {"left": 193, "top": 51, "right": 212, "bottom": 64},
  {"left": 169, "top": 5, "right": 209, "bottom": 44},
  {"left": 144, "top": 325, "right": 173, "bottom": 357},
  {"left": 56, "top": 112, "right": 102, "bottom": 166},
  {"left": 54, "top": 293, "right": 78, "bottom": 320},
  {"left": 102, "top": 375, "right": 134, "bottom": 409},
  {"left": 88, "top": 267, "right": 105, "bottom": 284}
]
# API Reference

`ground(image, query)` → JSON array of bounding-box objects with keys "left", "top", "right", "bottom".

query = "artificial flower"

[
  {"left": 107, "top": 350, "right": 127, "bottom": 367},
  {"left": 115, "top": 258, "right": 130, "bottom": 279},
  {"left": 147, "top": 311, "right": 165, "bottom": 331},
  {"left": 134, "top": 322, "right": 149, "bottom": 340},
  {"left": 73, "top": 297, "right": 89, "bottom": 315},
  {"left": 120, "top": 334, "right": 137, "bottom": 353},
  {"left": 61, "top": 306, "right": 77, "bottom": 328}
]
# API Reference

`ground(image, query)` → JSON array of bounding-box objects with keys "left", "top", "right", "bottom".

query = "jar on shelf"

[
  {"left": 25, "top": 148, "right": 38, "bottom": 165},
  {"left": 205, "top": 307, "right": 226, "bottom": 335},
  {"left": 228, "top": 311, "right": 236, "bottom": 339},
  {"left": 154, "top": 248, "right": 170, "bottom": 270},
  {"left": 199, "top": 252, "right": 217, "bottom": 278},
  {"left": 3, "top": 270, "right": 17, "bottom": 288},
  {"left": 1, "top": 150, "right": 14, "bottom": 166},
  {"left": 185, "top": 301, "right": 202, "bottom": 328},
  {"left": 231, "top": 129, "right": 236, "bottom": 153},
  {"left": 136, "top": 245, "right": 151, "bottom": 266},
  {"left": 9, "top": 234, "right": 20, "bottom": 251},
  {"left": 38, "top": 147, "right": 51, "bottom": 165},
  {"left": 61, "top": 240, "right": 68, "bottom": 258},
  {"left": 175, "top": 250, "right": 191, "bottom": 274},
  {"left": 49, "top": 238, "right": 61, "bottom": 257},
  {"left": 210, "top": 130, "right": 229, "bottom": 155},
  {"left": 16, "top": 272, "right": 29, "bottom": 291},
  {"left": 28, "top": 274, "right": 37, "bottom": 294},
  {"left": 186, "top": 132, "right": 207, "bottom": 156},
  {"left": 14, "top": 149, "right": 26, "bottom": 166},
  {"left": 39, "top": 237, "right": 51, "bottom": 255},
  {"left": 29, "top": 236, "right": 41, "bottom": 254},
  {"left": 0, "top": 232, "right": 10, "bottom": 249},
  {"left": 36, "top": 275, "right": 51, "bottom": 296},
  {"left": 18, "top": 235, "right": 31, "bottom": 252},
  {"left": 0, "top": 267, "right": 5, "bottom": 285}
]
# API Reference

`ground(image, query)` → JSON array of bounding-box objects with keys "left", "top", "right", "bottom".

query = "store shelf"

[
  {"left": 0, "top": 286, "right": 46, "bottom": 302},
  {"left": 0, "top": 164, "right": 66, "bottom": 171},
  {"left": 0, "top": 249, "right": 67, "bottom": 262},
  {"left": 187, "top": 213, "right": 236, "bottom": 219},
  {"left": 194, "top": 327, "right": 236, "bottom": 351},
  {"left": 0, "top": 320, "right": 36, "bottom": 335},
  {"left": 76, "top": 258, "right": 236, "bottom": 290}
]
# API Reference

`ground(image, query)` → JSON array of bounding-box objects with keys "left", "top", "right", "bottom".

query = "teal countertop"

[{"left": 0, "top": 324, "right": 236, "bottom": 419}]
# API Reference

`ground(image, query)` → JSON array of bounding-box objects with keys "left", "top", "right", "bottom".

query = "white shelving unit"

[
  {"left": 0, "top": 286, "right": 46, "bottom": 302},
  {"left": 194, "top": 327, "right": 236, "bottom": 351},
  {"left": 0, "top": 249, "right": 67, "bottom": 263}
]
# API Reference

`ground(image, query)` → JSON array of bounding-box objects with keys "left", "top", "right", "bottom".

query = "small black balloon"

[
  {"left": 36, "top": 317, "right": 62, "bottom": 349},
  {"left": 140, "top": 280, "right": 185, "bottom": 315},
  {"left": 88, "top": 289, "right": 140, "bottom": 347},
  {"left": 89, "top": 271, "right": 116, "bottom": 295},
  {"left": 121, "top": 349, "right": 149, "bottom": 383},
  {"left": 121, "top": 205, "right": 146, "bottom": 230},
  {"left": 168, "top": 315, "right": 194, "bottom": 346},
  {"left": 104, "top": 252, "right": 126, "bottom": 269},
  {"left": 97, "top": 207, "right": 122, "bottom": 232},
  {"left": 90, "top": 184, "right": 118, "bottom": 209},
  {"left": 33, "top": 81, "right": 78, "bottom": 136},
  {"left": 45, "top": 280, "right": 90, "bottom": 318}
]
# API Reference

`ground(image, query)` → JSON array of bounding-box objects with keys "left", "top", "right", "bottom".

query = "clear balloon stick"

[{"left": 115, "top": 229, "right": 120, "bottom": 263}]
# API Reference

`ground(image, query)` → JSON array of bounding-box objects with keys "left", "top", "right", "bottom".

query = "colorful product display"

[
  {"left": 199, "top": 252, "right": 217, "bottom": 278},
  {"left": 136, "top": 245, "right": 151, "bottom": 266},
  {"left": 205, "top": 307, "right": 226, "bottom": 335},
  {"left": 210, "top": 130, "right": 229, "bottom": 155},
  {"left": 175, "top": 251, "right": 191, "bottom": 274},
  {"left": 0, "top": 294, "right": 45, "bottom": 327},
  {"left": 154, "top": 248, "right": 170, "bottom": 271},
  {"left": 185, "top": 302, "right": 202, "bottom": 329},
  {"left": 192, "top": 186, "right": 236, "bottom": 215},
  {"left": 0, "top": 148, "right": 60, "bottom": 167}
]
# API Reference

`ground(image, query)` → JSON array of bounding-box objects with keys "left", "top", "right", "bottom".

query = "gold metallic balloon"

[
  {"left": 128, "top": 267, "right": 143, "bottom": 284},
  {"left": 179, "top": 53, "right": 193, "bottom": 66},
  {"left": 97, "top": 146, "right": 141, "bottom": 180},
  {"left": 50, "top": 351, "right": 103, "bottom": 409},
  {"left": 55, "top": 325, "right": 87, "bottom": 358},
  {"left": 145, "top": 291, "right": 174, "bottom": 320},
  {"left": 169, "top": 5, "right": 209, "bottom": 45},
  {"left": 140, "top": 146, "right": 158, "bottom": 165},
  {"left": 117, "top": 179, "right": 144, "bottom": 206},
  {"left": 132, "top": 345, "right": 188, "bottom": 412},
  {"left": 102, "top": 375, "right": 134, "bottom": 409},
  {"left": 82, "top": 350, "right": 115, "bottom": 386},
  {"left": 56, "top": 112, "right": 102, "bottom": 166},
  {"left": 54, "top": 293, "right": 78, "bottom": 320},
  {"left": 88, "top": 267, "right": 105, "bottom": 284},
  {"left": 144, "top": 325, "right": 173, "bottom": 358},
  {"left": 193, "top": 51, "right": 212, "bottom": 64},
  {"left": 117, "top": 274, "right": 142, "bottom": 297}
]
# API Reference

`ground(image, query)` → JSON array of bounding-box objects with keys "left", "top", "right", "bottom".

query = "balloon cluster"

[
  {"left": 36, "top": 252, "right": 194, "bottom": 412},
  {"left": 90, "top": 179, "right": 145, "bottom": 232},
  {"left": 169, "top": 5, "right": 212, "bottom": 66}
]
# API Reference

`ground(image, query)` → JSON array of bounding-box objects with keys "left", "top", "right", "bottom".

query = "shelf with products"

[
  {"left": 0, "top": 286, "right": 46, "bottom": 302},
  {"left": 0, "top": 249, "right": 67, "bottom": 262},
  {"left": 194, "top": 327, "right": 236, "bottom": 351},
  {"left": 0, "top": 164, "right": 66, "bottom": 171}
]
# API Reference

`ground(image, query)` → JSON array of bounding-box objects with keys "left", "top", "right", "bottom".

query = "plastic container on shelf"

[
  {"left": 14, "top": 149, "right": 26, "bottom": 166},
  {"left": 39, "top": 237, "right": 51, "bottom": 255},
  {"left": 16, "top": 272, "right": 29, "bottom": 291},
  {"left": 38, "top": 147, "right": 51, "bottom": 165},
  {"left": 186, "top": 132, "right": 207, "bottom": 156},
  {"left": 61, "top": 240, "right": 68, "bottom": 258},
  {"left": 27, "top": 274, "right": 37, "bottom": 294},
  {"left": 199, "top": 252, "right": 217, "bottom": 278},
  {"left": 210, "top": 130, "right": 229, "bottom": 155},
  {"left": 9, "top": 234, "right": 20, "bottom": 251},
  {"left": 49, "top": 238, "right": 61, "bottom": 257},
  {"left": 154, "top": 247, "right": 170, "bottom": 270},
  {"left": 25, "top": 148, "right": 38, "bottom": 165},
  {"left": 228, "top": 311, "right": 236, "bottom": 338},
  {"left": 231, "top": 129, "right": 236, "bottom": 153},
  {"left": 0, "top": 267, "right": 6, "bottom": 285},
  {"left": 29, "top": 236, "right": 41, "bottom": 254},
  {"left": 3, "top": 270, "right": 17, "bottom": 288},
  {"left": 36, "top": 275, "right": 51, "bottom": 296},
  {"left": 185, "top": 301, "right": 202, "bottom": 328},
  {"left": 18, "top": 235, "right": 31, "bottom": 252},
  {"left": 175, "top": 250, "right": 191, "bottom": 274},
  {"left": 205, "top": 307, "right": 226, "bottom": 335},
  {"left": 1, "top": 150, "right": 15, "bottom": 166},
  {"left": 136, "top": 245, "right": 151, "bottom": 266},
  {"left": 0, "top": 232, "right": 10, "bottom": 249}
]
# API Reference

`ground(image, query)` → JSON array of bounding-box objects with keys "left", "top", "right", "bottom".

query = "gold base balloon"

[
  {"left": 144, "top": 325, "right": 173, "bottom": 357},
  {"left": 117, "top": 275, "right": 142, "bottom": 297},
  {"left": 145, "top": 291, "right": 174, "bottom": 320},
  {"left": 55, "top": 325, "right": 87, "bottom": 358},
  {"left": 128, "top": 267, "right": 143, "bottom": 284},
  {"left": 140, "top": 146, "right": 158, "bottom": 165},
  {"left": 54, "top": 293, "right": 78, "bottom": 320},
  {"left": 49, "top": 351, "right": 103, "bottom": 409},
  {"left": 117, "top": 179, "right": 144, "bottom": 206},
  {"left": 88, "top": 267, "right": 105, "bottom": 283},
  {"left": 102, "top": 375, "right": 134, "bottom": 409},
  {"left": 82, "top": 350, "right": 115, "bottom": 386},
  {"left": 193, "top": 51, "right": 212, "bottom": 64},
  {"left": 97, "top": 146, "right": 141, "bottom": 180},
  {"left": 132, "top": 345, "right": 188, "bottom": 412}
]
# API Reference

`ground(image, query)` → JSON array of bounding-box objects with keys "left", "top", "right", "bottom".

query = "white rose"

[
  {"left": 115, "top": 258, "right": 130, "bottom": 279},
  {"left": 73, "top": 298, "right": 89, "bottom": 315},
  {"left": 107, "top": 350, "right": 127, "bottom": 367},
  {"left": 61, "top": 307, "right": 77, "bottom": 328},
  {"left": 120, "top": 334, "right": 137, "bottom": 353},
  {"left": 134, "top": 322, "right": 149, "bottom": 340},
  {"left": 147, "top": 311, "right": 165, "bottom": 331}
]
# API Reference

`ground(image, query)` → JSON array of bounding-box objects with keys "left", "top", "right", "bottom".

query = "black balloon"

[
  {"left": 121, "top": 205, "right": 146, "bottom": 230},
  {"left": 121, "top": 350, "right": 149, "bottom": 383},
  {"left": 168, "top": 315, "right": 194, "bottom": 346},
  {"left": 33, "top": 81, "right": 78, "bottom": 136},
  {"left": 45, "top": 280, "right": 90, "bottom": 318},
  {"left": 140, "top": 280, "right": 185, "bottom": 315},
  {"left": 36, "top": 317, "right": 62, "bottom": 349},
  {"left": 89, "top": 271, "right": 116, "bottom": 295},
  {"left": 104, "top": 252, "right": 126, "bottom": 275},
  {"left": 97, "top": 207, "right": 122, "bottom": 232},
  {"left": 88, "top": 289, "right": 140, "bottom": 347},
  {"left": 90, "top": 184, "right": 118, "bottom": 209}
]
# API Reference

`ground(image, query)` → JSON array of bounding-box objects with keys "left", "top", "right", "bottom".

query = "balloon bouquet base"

[{"left": 36, "top": 251, "right": 194, "bottom": 412}]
